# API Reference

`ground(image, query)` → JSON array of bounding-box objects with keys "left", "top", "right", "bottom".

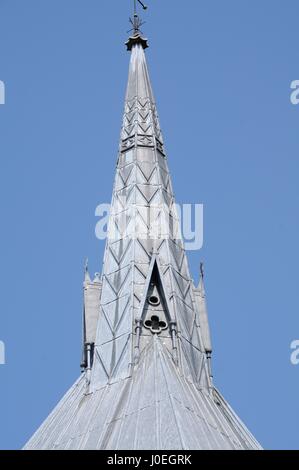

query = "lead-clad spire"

[
  {"left": 89, "top": 28, "right": 211, "bottom": 391},
  {"left": 23, "top": 9, "right": 262, "bottom": 450}
]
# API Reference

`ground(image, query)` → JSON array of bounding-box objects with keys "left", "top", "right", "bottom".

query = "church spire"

[
  {"left": 89, "top": 15, "right": 211, "bottom": 391},
  {"left": 24, "top": 5, "right": 262, "bottom": 450}
]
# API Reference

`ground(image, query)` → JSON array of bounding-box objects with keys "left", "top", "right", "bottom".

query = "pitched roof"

[{"left": 25, "top": 336, "right": 261, "bottom": 450}]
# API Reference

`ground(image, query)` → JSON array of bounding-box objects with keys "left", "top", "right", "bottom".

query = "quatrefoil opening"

[{"left": 144, "top": 315, "right": 168, "bottom": 334}]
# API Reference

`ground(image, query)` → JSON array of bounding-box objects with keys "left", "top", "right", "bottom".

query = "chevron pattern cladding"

[
  {"left": 24, "top": 35, "right": 262, "bottom": 451},
  {"left": 91, "top": 44, "right": 209, "bottom": 390}
]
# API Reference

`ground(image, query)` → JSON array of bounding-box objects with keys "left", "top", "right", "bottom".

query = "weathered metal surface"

[
  {"left": 24, "top": 35, "right": 262, "bottom": 450},
  {"left": 25, "top": 337, "right": 261, "bottom": 450}
]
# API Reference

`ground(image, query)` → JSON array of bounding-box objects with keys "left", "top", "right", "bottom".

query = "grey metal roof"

[{"left": 24, "top": 33, "right": 262, "bottom": 451}]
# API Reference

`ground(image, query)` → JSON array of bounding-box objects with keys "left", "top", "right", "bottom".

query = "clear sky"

[{"left": 0, "top": 0, "right": 298, "bottom": 450}]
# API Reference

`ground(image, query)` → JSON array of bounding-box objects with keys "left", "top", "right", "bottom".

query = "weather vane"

[{"left": 129, "top": 0, "right": 148, "bottom": 35}]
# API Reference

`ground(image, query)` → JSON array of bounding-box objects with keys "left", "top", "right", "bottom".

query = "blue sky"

[{"left": 0, "top": 0, "right": 299, "bottom": 450}]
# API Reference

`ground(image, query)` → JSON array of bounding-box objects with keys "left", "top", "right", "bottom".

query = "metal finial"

[
  {"left": 84, "top": 258, "right": 91, "bottom": 283},
  {"left": 200, "top": 262, "right": 204, "bottom": 279},
  {"left": 129, "top": 0, "right": 148, "bottom": 35}
]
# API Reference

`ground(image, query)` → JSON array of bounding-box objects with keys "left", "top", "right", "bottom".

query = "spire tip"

[
  {"left": 84, "top": 258, "right": 91, "bottom": 283},
  {"left": 126, "top": 0, "right": 149, "bottom": 50},
  {"left": 200, "top": 262, "right": 204, "bottom": 279}
]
